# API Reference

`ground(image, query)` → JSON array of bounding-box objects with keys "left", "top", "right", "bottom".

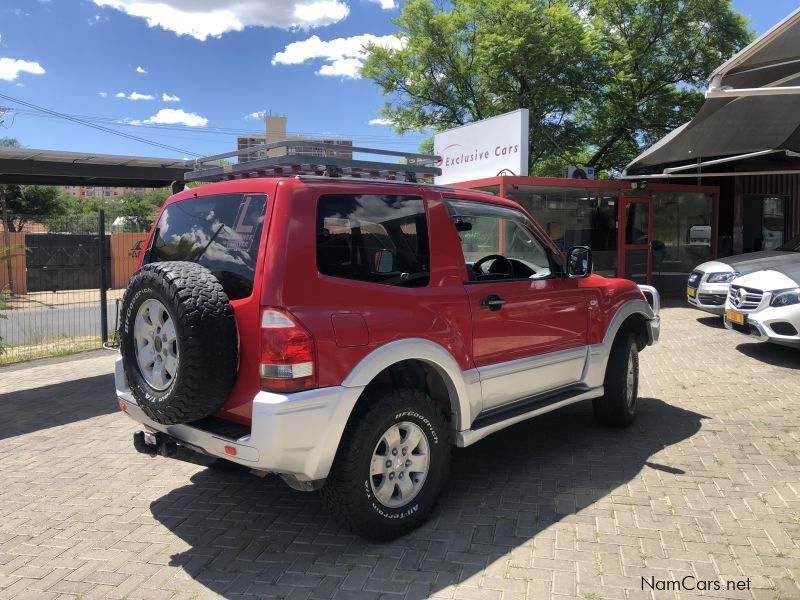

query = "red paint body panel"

[{"left": 136, "top": 177, "right": 646, "bottom": 426}]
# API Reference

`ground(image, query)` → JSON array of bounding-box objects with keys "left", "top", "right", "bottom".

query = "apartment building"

[
  {"left": 237, "top": 115, "right": 352, "bottom": 163},
  {"left": 63, "top": 185, "right": 153, "bottom": 199}
]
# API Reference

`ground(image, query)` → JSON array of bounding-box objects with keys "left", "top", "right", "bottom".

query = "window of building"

[
  {"left": 651, "top": 191, "right": 713, "bottom": 294},
  {"left": 316, "top": 195, "right": 430, "bottom": 287},
  {"left": 743, "top": 194, "right": 788, "bottom": 252},
  {"left": 505, "top": 185, "right": 617, "bottom": 277},
  {"left": 446, "top": 199, "right": 552, "bottom": 281}
]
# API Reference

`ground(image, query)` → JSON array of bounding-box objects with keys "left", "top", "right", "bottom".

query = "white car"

[
  {"left": 723, "top": 267, "right": 800, "bottom": 348},
  {"left": 687, "top": 234, "right": 800, "bottom": 315}
]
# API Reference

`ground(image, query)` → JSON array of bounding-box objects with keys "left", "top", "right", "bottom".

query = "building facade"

[
  {"left": 62, "top": 185, "right": 153, "bottom": 199},
  {"left": 237, "top": 115, "right": 352, "bottom": 163},
  {"left": 455, "top": 175, "right": 719, "bottom": 296}
]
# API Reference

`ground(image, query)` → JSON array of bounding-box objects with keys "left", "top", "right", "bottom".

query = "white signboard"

[{"left": 434, "top": 109, "right": 529, "bottom": 185}]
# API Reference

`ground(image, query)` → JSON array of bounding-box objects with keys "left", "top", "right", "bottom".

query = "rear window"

[
  {"left": 148, "top": 193, "right": 267, "bottom": 300},
  {"left": 316, "top": 194, "right": 430, "bottom": 287}
]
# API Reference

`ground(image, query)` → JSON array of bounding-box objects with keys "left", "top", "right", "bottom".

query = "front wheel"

[
  {"left": 322, "top": 389, "right": 450, "bottom": 541},
  {"left": 593, "top": 332, "right": 639, "bottom": 427}
]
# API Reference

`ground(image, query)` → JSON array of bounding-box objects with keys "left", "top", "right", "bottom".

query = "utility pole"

[{"left": 0, "top": 185, "right": 13, "bottom": 293}]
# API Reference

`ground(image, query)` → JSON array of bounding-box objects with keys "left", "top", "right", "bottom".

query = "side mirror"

[
  {"left": 566, "top": 246, "right": 592, "bottom": 278},
  {"left": 454, "top": 218, "right": 473, "bottom": 232},
  {"left": 373, "top": 249, "right": 395, "bottom": 274}
]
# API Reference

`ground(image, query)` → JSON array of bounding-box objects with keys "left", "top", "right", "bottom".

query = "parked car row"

[{"left": 687, "top": 234, "right": 800, "bottom": 348}]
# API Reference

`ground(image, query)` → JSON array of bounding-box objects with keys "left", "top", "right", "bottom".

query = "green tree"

[
  {"left": 362, "top": 0, "right": 752, "bottom": 175},
  {"left": 3, "top": 185, "right": 67, "bottom": 231}
]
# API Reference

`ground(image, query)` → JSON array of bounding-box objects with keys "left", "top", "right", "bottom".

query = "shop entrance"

[{"left": 618, "top": 196, "right": 653, "bottom": 285}]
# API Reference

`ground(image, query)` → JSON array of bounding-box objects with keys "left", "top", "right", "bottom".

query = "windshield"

[
  {"left": 148, "top": 193, "right": 267, "bottom": 300},
  {"left": 778, "top": 234, "right": 800, "bottom": 252}
]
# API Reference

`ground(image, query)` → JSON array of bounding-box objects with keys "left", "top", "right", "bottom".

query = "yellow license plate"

[
  {"left": 726, "top": 309, "right": 746, "bottom": 325},
  {"left": 687, "top": 287, "right": 696, "bottom": 298}
]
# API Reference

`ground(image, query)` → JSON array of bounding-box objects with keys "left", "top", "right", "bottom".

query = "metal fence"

[{"left": 0, "top": 211, "right": 152, "bottom": 365}]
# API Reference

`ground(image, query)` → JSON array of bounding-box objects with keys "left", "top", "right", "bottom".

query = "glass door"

[{"left": 618, "top": 196, "right": 653, "bottom": 285}]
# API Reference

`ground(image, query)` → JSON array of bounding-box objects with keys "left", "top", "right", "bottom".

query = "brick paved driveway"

[{"left": 0, "top": 305, "right": 798, "bottom": 600}]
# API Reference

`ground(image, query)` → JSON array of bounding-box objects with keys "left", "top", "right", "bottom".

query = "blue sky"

[{"left": 0, "top": 0, "right": 796, "bottom": 160}]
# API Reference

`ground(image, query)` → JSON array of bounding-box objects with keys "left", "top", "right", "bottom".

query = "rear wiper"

[{"left": 192, "top": 223, "right": 226, "bottom": 262}]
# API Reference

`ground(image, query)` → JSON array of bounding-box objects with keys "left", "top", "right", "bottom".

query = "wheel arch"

[
  {"left": 584, "top": 299, "right": 654, "bottom": 388},
  {"left": 341, "top": 338, "right": 480, "bottom": 436}
]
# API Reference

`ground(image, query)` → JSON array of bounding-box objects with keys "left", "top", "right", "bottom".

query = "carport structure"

[
  {"left": 624, "top": 6, "right": 800, "bottom": 256},
  {"left": 0, "top": 147, "right": 192, "bottom": 346},
  {"left": 0, "top": 147, "right": 191, "bottom": 189}
]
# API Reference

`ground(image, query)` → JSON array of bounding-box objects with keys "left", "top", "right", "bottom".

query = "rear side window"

[
  {"left": 316, "top": 194, "right": 430, "bottom": 287},
  {"left": 148, "top": 193, "right": 267, "bottom": 300}
]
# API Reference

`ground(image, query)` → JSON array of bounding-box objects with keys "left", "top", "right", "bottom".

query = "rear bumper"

[{"left": 115, "top": 357, "right": 364, "bottom": 481}]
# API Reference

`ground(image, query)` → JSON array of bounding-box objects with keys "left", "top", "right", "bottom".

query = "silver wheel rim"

[
  {"left": 370, "top": 421, "right": 430, "bottom": 508},
  {"left": 134, "top": 298, "right": 179, "bottom": 391},
  {"left": 626, "top": 351, "right": 636, "bottom": 407}
]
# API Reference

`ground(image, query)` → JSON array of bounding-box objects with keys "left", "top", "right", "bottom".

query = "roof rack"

[{"left": 185, "top": 141, "right": 441, "bottom": 183}]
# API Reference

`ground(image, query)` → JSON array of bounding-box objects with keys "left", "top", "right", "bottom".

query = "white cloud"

[
  {"left": 0, "top": 57, "right": 45, "bottom": 81},
  {"left": 368, "top": 118, "right": 394, "bottom": 126},
  {"left": 367, "top": 0, "right": 396, "bottom": 8},
  {"left": 93, "top": 0, "right": 350, "bottom": 41},
  {"left": 136, "top": 65, "right": 147, "bottom": 73},
  {"left": 99, "top": 91, "right": 108, "bottom": 97},
  {"left": 162, "top": 92, "right": 180, "bottom": 102},
  {"left": 245, "top": 110, "right": 266, "bottom": 120},
  {"left": 141, "top": 108, "right": 208, "bottom": 127},
  {"left": 115, "top": 91, "right": 155, "bottom": 100},
  {"left": 272, "top": 33, "right": 404, "bottom": 79}
]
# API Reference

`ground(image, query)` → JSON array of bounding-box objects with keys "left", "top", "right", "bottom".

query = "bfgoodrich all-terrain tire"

[
  {"left": 322, "top": 388, "right": 450, "bottom": 541},
  {"left": 593, "top": 331, "right": 639, "bottom": 428},
  {"left": 119, "top": 261, "right": 238, "bottom": 425}
]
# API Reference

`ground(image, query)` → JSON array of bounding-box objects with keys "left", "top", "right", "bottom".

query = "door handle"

[{"left": 480, "top": 294, "right": 507, "bottom": 311}]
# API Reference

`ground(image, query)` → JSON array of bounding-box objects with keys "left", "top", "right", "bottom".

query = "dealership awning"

[
  {"left": 624, "top": 7, "right": 800, "bottom": 178},
  {"left": 0, "top": 147, "right": 192, "bottom": 187}
]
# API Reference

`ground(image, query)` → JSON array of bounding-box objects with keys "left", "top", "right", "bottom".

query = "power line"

[
  {"left": 5, "top": 106, "right": 429, "bottom": 145},
  {"left": 0, "top": 93, "right": 201, "bottom": 156}
]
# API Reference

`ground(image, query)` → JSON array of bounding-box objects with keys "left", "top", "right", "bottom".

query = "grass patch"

[{"left": 0, "top": 335, "right": 101, "bottom": 365}]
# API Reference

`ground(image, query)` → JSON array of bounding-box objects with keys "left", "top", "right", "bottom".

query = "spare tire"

[{"left": 119, "top": 261, "right": 239, "bottom": 425}]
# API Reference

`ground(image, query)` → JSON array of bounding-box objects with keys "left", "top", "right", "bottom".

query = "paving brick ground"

[{"left": 0, "top": 304, "right": 798, "bottom": 600}]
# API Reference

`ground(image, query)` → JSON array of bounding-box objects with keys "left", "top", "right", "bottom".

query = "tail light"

[{"left": 259, "top": 308, "right": 316, "bottom": 393}]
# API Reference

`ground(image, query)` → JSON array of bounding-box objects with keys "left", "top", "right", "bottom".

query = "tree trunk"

[{"left": 0, "top": 186, "right": 13, "bottom": 294}]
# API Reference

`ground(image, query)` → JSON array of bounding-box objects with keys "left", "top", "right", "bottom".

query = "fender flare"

[
  {"left": 601, "top": 298, "right": 655, "bottom": 347},
  {"left": 584, "top": 298, "right": 655, "bottom": 388},
  {"left": 341, "top": 338, "right": 479, "bottom": 431}
]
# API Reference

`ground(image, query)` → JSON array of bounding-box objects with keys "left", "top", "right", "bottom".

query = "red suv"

[{"left": 116, "top": 150, "right": 659, "bottom": 541}]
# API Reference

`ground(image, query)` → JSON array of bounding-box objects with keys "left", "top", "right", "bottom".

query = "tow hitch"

[
  {"left": 132, "top": 430, "right": 218, "bottom": 466},
  {"left": 133, "top": 430, "right": 177, "bottom": 457}
]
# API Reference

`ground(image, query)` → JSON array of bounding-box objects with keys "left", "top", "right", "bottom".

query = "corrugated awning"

[
  {"left": 0, "top": 147, "right": 192, "bottom": 187},
  {"left": 624, "top": 7, "right": 800, "bottom": 178}
]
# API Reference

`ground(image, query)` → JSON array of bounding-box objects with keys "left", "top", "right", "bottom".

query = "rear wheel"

[
  {"left": 322, "top": 389, "right": 450, "bottom": 541},
  {"left": 593, "top": 331, "right": 638, "bottom": 427}
]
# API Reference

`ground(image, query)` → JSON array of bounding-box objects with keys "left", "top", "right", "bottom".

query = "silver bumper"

[
  {"left": 638, "top": 285, "right": 661, "bottom": 345},
  {"left": 115, "top": 357, "right": 364, "bottom": 481}
]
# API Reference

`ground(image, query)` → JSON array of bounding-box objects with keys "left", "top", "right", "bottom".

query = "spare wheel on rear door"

[{"left": 119, "top": 261, "right": 239, "bottom": 425}]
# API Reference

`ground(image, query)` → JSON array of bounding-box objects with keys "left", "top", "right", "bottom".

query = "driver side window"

[{"left": 446, "top": 199, "right": 552, "bottom": 281}]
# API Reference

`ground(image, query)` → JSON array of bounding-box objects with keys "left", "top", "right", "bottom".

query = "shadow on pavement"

[
  {"left": 150, "top": 397, "right": 707, "bottom": 598},
  {"left": 0, "top": 373, "right": 117, "bottom": 440},
  {"left": 736, "top": 341, "right": 800, "bottom": 369},
  {"left": 696, "top": 315, "right": 725, "bottom": 329}
]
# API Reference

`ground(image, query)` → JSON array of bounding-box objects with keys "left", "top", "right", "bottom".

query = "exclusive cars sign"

[{"left": 434, "top": 109, "right": 529, "bottom": 185}]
